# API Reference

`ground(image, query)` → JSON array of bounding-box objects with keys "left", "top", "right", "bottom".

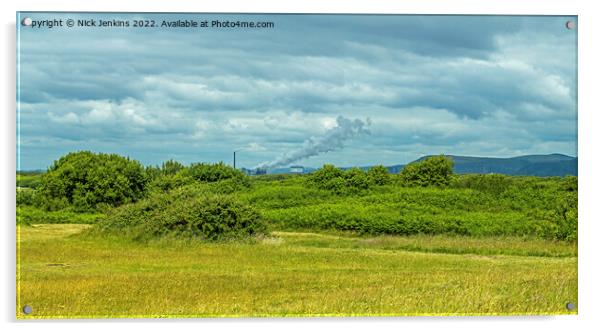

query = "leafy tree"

[
  {"left": 399, "top": 155, "right": 454, "bottom": 187},
  {"left": 40, "top": 151, "right": 149, "bottom": 211},
  {"left": 367, "top": 165, "right": 391, "bottom": 185}
]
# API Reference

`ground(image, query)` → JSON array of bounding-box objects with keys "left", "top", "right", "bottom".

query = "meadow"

[
  {"left": 16, "top": 152, "right": 578, "bottom": 318},
  {"left": 17, "top": 224, "right": 576, "bottom": 318}
]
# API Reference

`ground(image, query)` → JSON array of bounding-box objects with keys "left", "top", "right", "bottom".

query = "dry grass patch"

[{"left": 17, "top": 225, "right": 576, "bottom": 318}]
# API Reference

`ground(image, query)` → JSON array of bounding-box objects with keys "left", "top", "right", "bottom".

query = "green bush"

[
  {"left": 368, "top": 165, "right": 391, "bottom": 185},
  {"left": 263, "top": 201, "right": 537, "bottom": 237},
  {"left": 188, "top": 162, "right": 246, "bottom": 183},
  {"left": 207, "top": 178, "right": 251, "bottom": 194},
  {"left": 243, "top": 184, "right": 333, "bottom": 210},
  {"left": 553, "top": 182, "right": 578, "bottom": 241},
  {"left": 451, "top": 173, "right": 513, "bottom": 196},
  {"left": 308, "top": 165, "right": 372, "bottom": 194},
  {"left": 399, "top": 155, "right": 454, "bottom": 187},
  {"left": 309, "top": 164, "right": 343, "bottom": 186},
  {"left": 16, "top": 188, "right": 40, "bottom": 206},
  {"left": 96, "top": 184, "right": 266, "bottom": 241},
  {"left": 308, "top": 164, "right": 345, "bottom": 193},
  {"left": 145, "top": 160, "right": 187, "bottom": 182},
  {"left": 39, "top": 151, "right": 149, "bottom": 211},
  {"left": 343, "top": 167, "right": 370, "bottom": 191},
  {"left": 148, "top": 171, "right": 195, "bottom": 192},
  {"left": 148, "top": 162, "right": 250, "bottom": 193},
  {"left": 561, "top": 176, "right": 578, "bottom": 192},
  {"left": 160, "top": 160, "right": 186, "bottom": 176},
  {"left": 252, "top": 173, "right": 577, "bottom": 241}
]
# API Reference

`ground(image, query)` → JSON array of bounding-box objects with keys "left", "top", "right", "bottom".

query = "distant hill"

[
  {"left": 413, "top": 153, "right": 577, "bottom": 177},
  {"left": 265, "top": 153, "right": 577, "bottom": 177}
]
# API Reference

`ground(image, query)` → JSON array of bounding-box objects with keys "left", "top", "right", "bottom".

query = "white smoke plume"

[{"left": 256, "top": 115, "right": 371, "bottom": 169}]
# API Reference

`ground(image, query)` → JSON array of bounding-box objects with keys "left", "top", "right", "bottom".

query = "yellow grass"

[{"left": 17, "top": 224, "right": 577, "bottom": 318}]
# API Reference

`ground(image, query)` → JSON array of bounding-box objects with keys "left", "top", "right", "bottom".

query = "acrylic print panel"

[{"left": 16, "top": 12, "right": 578, "bottom": 318}]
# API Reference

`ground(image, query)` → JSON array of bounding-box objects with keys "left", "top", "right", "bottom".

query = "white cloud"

[
  {"left": 48, "top": 111, "right": 79, "bottom": 124},
  {"left": 320, "top": 117, "right": 337, "bottom": 130},
  {"left": 244, "top": 142, "right": 267, "bottom": 152}
]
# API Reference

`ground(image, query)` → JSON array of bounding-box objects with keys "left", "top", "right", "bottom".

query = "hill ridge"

[{"left": 268, "top": 153, "right": 577, "bottom": 177}]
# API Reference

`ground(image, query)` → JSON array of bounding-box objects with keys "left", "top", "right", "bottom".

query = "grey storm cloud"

[{"left": 17, "top": 13, "right": 577, "bottom": 170}]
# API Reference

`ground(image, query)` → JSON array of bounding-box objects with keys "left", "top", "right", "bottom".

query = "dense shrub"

[
  {"left": 399, "top": 155, "right": 454, "bottom": 187},
  {"left": 308, "top": 164, "right": 343, "bottom": 186},
  {"left": 367, "top": 165, "right": 391, "bottom": 185},
  {"left": 551, "top": 195, "right": 577, "bottom": 241},
  {"left": 549, "top": 178, "right": 578, "bottom": 241},
  {"left": 263, "top": 200, "right": 539, "bottom": 237},
  {"left": 39, "top": 151, "right": 149, "bottom": 211},
  {"left": 207, "top": 177, "right": 252, "bottom": 194},
  {"left": 96, "top": 184, "right": 266, "bottom": 241},
  {"left": 148, "top": 171, "right": 195, "bottom": 192},
  {"left": 343, "top": 168, "right": 370, "bottom": 191},
  {"left": 308, "top": 165, "right": 372, "bottom": 194},
  {"left": 307, "top": 164, "right": 345, "bottom": 193},
  {"left": 245, "top": 172, "right": 577, "bottom": 242},
  {"left": 561, "top": 176, "right": 578, "bottom": 192},
  {"left": 16, "top": 188, "right": 40, "bottom": 206},
  {"left": 243, "top": 184, "right": 333, "bottom": 210},
  {"left": 160, "top": 160, "right": 186, "bottom": 176},
  {"left": 188, "top": 162, "right": 246, "bottom": 183},
  {"left": 451, "top": 173, "right": 513, "bottom": 196},
  {"left": 148, "top": 162, "right": 250, "bottom": 193},
  {"left": 147, "top": 160, "right": 186, "bottom": 178}
]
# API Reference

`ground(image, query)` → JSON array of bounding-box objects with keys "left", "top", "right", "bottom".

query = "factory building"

[{"left": 290, "top": 165, "right": 304, "bottom": 174}]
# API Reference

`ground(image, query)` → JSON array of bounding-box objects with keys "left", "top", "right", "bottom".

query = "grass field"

[{"left": 17, "top": 224, "right": 577, "bottom": 318}]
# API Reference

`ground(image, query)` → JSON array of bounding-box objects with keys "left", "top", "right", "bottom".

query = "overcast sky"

[{"left": 17, "top": 13, "right": 577, "bottom": 170}]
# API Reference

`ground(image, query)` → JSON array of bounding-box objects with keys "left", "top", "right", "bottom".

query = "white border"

[{"left": 2, "top": 1, "right": 601, "bottom": 330}]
